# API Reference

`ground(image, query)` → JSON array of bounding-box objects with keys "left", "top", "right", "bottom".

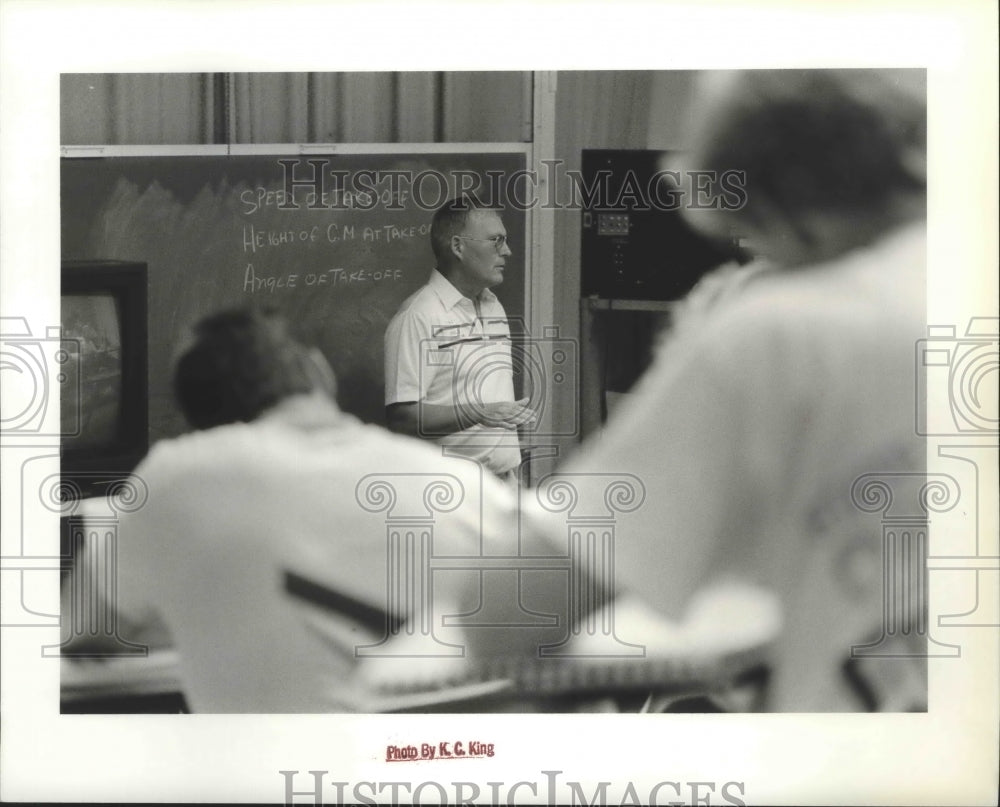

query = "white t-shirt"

[
  {"left": 113, "top": 394, "right": 523, "bottom": 712},
  {"left": 384, "top": 269, "right": 522, "bottom": 474},
  {"left": 536, "top": 223, "right": 928, "bottom": 711}
]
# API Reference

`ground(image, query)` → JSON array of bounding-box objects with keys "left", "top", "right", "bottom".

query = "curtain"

[
  {"left": 61, "top": 72, "right": 531, "bottom": 145},
  {"left": 61, "top": 74, "right": 218, "bottom": 145}
]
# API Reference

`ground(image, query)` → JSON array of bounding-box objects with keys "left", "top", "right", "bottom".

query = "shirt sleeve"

[{"left": 384, "top": 307, "right": 435, "bottom": 405}]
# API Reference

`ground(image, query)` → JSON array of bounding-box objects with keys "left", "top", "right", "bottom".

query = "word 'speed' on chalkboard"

[{"left": 61, "top": 153, "right": 529, "bottom": 444}]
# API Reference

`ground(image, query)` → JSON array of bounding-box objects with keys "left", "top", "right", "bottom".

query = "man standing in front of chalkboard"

[{"left": 384, "top": 196, "right": 535, "bottom": 483}]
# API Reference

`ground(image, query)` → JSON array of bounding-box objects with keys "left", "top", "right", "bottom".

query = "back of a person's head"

[
  {"left": 174, "top": 307, "right": 320, "bottom": 430},
  {"left": 682, "top": 69, "right": 926, "bottom": 261}
]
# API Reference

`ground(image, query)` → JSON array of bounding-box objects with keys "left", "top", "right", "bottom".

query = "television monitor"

[
  {"left": 580, "top": 149, "right": 750, "bottom": 301},
  {"left": 61, "top": 260, "right": 148, "bottom": 500}
]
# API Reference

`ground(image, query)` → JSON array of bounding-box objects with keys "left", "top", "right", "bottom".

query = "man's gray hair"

[{"left": 429, "top": 194, "right": 501, "bottom": 264}]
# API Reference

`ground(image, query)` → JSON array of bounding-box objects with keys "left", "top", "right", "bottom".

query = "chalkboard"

[{"left": 61, "top": 152, "right": 529, "bottom": 443}]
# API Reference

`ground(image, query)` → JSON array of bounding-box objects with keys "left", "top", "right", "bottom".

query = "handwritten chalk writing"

[
  {"left": 362, "top": 224, "right": 431, "bottom": 242},
  {"left": 322, "top": 268, "right": 404, "bottom": 284},
  {"left": 240, "top": 187, "right": 298, "bottom": 215},
  {"left": 320, "top": 184, "right": 409, "bottom": 211},
  {"left": 323, "top": 188, "right": 408, "bottom": 210},
  {"left": 245, "top": 264, "right": 405, "bottom": 293},
  {"left": 243, "top": 264, "right": 298, "bottom": 293},
  {"left": 371, "top": 169, "right": 411, "bottom": 211},
  {"left": 277, "top": 161, "right": 421, "bottom": 212},
  {"left": 241, "top": 183, "right": 408, "bottom": 215},
  {"left": 243, "top": 221, "right": 427, "bottom": 248},
  {"left": 326, "top": 223, "right": 356, "bottom": 242},
  {"left": 242, "top": 224, "right": 319, "bottom": 253}
]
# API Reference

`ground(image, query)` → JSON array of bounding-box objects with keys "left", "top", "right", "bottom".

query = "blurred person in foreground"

[
  {"left": 534, "top": 69, "right": 929, "bottom": 711},
  {"left": 111, "top": 308, "right": 540, "bottom": 712}
]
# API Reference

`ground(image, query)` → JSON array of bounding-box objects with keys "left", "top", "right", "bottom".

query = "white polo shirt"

[{"left": 384, "top": 269, "right": 522, "bottom": 475}]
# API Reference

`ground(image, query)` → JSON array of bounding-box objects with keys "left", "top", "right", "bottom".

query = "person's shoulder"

[
  {"left": 385, "top": 286, "right": 439, "bottom": 342},
  {"left": 390, "top": 274, "right": 439, "bottom": 317},
  {"left": 347, "top": 422, "right": 513, "bottom": 490},
  {"left": 135, "top": 422, "right": 258, "bottom": 482},
  {"left": 717, "top": 226, "right": 922, "bottom": 331},
  {"left": 652, "top": 223, "right": 927, "bottom": 393}
]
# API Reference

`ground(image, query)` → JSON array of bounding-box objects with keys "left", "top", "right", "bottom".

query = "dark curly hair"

[
  {"left": 173, "top": 307, "right": 318, "bottom": 430},
  {"left": 687, "top": 68, "right": 925, "bottom": 246}
]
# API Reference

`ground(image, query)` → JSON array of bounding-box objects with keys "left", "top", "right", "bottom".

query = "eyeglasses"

[{"left": 455, "top": 234, "right": 509, "bottom": 254}]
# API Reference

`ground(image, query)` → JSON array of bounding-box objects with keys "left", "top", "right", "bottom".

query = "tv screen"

[
  {"left": 61, "top": 294, "right": 123, "bottom": 450},
  {"left": 61, "top": 261, "right": 148, "bottom": 500}
]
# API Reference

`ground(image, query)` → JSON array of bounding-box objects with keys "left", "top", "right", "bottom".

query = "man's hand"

[
  {"left": 387, "top": 399, "right": 536, "bottom": 437},
  {"left": 475, "top": 398, "right": 537, "bottom": 430}
]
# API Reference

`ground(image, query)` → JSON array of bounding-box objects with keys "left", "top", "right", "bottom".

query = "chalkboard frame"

[{"left": 61, "top": 142, "right": 535, "bottom": 443}]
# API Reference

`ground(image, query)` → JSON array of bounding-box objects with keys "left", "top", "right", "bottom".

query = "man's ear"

[{"left": 450, "top": 234, "right": 465, "bottom": 262}]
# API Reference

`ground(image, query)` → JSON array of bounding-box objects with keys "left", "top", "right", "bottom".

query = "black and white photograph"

[{"left": 1, "top": 1, "right": 997, "bottom": 805}]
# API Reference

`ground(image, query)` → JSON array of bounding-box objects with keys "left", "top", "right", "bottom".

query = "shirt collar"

[
  {"left": 260, "top": 393, "right": 349, "bottom": 432},
  {"left": 429, "top": 268, "right": 498, "bottom": 310}
]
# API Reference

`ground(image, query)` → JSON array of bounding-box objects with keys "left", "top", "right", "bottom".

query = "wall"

[
  {"left": 60, "top": 70, "right": 701, "bottom": 459},
  {"left": 549, "top": 71, "right": 697, "bottom": 450}
]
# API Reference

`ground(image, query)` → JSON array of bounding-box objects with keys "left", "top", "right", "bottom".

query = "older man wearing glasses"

[{"left": 384, "top": 195, "right": 534, "bottom": 482}]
